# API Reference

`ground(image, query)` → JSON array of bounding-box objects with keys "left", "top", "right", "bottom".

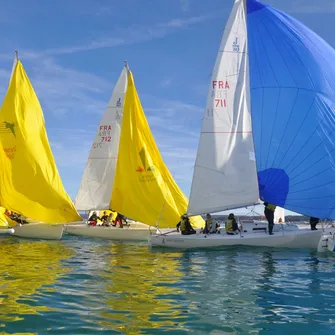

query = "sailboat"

[
  {"left": 0, "top": 53, "right": 82, "bottom": 240},
  {"left": 66, "top": 64, "right": 204, "bottom": 240},
  {"left": 150, "top": 0, "right": 335, "bottom": 249}
]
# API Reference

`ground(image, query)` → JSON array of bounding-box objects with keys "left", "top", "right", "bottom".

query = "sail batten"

[
  {"left": 188, "top": 0, "right": 259, "bottom": 215},
  {"left": 74, "top": 68, "right": 128, "bottom": 211}
]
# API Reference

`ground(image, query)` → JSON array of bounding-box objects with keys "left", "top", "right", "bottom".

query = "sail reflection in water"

[
  {"left": 0, "top": 240, "right": 73, "bottom": 323},
  {"left": 0, "top": 240, "right": 334, "bottom": 333},
  {"left": 99, "top": 244, "right": 188, "bottom": 333}
]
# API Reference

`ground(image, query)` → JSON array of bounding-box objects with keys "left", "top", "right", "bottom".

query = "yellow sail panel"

[
  {"left": 0, "top": 61, "right": 81, "bottom": 223},
  {"left": 0, "top": 207, "right": 8, "bottom": 228},
  {"left": 111, "top": 70, "right": 204, "bottom": 229}
]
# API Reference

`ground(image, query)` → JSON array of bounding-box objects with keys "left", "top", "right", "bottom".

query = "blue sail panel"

[{"left": 247, "top": 0, "right": 335, "bottom": 219}]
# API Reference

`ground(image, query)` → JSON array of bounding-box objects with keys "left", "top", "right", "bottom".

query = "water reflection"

[
  {"left": 0, "top": 238, "right": 73, "bottom": 323},
  {"left": 1, "top": 238, "right": 335, "bottom": 334},
  {"left": 100, "top": 243, "right": 187, "bottom": 333}
]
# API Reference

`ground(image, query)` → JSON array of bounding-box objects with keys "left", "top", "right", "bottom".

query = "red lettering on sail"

[
  {"left": 212, "top": 81, "right": 230, "bottom": 89},
  {"left": 99, "top": 125, "right": 112, "bottom": 131},
  {"left": 215, "top": 99, "right": 227, "bottom": 108}
]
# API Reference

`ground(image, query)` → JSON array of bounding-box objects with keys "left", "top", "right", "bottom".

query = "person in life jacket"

[
  {"left": 225, "top": 213, "right": 239, "bottom": 235},
  {"left": 264, "top": 202, "right": 276, "bottom": 235},
  {"left": 176, "top": 214, "right": 196, "bottom": 235},
  {"left": 88, "top": 211, "right": 100, "bottom": 226},
  {"left": 309, "top": 217, "right": 319, "bottom": 231},
  {"left": 203, "top": 213, "right": 220, "bottom": 234}
]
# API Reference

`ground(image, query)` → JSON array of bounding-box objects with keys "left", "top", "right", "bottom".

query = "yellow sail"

[
  {"left": 111, "top": 70, "right": 204, "bottom": 229},
  {"left": 0, "top": 60, "right": 81, "bottom": 223},
  {"left": 0, "top": 207, "right": 8, "bottom": 228}
]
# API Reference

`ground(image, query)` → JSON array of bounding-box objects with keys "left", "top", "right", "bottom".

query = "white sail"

[
  {"left": 75, "top": 67, "right": 128, "bottom": 210},
  {"left": 188, "top": 0, "right": 259, "bottom": 215},
  {"left": 274, "top": 207, "right": 285, "bottom": 224}
]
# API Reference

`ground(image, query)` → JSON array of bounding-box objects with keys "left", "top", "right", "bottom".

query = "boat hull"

[
  {"left": 0, "top": 228, "right": 15, "bottom": 237},
  {"left": 13, "top": 223, "right": 64, "bottom": 240},
  {"left": 65, "top": 224, "right": 152, "bottom": 241},
  {"left": 149, "top": 229, "right": 325, "bottom": 249}
]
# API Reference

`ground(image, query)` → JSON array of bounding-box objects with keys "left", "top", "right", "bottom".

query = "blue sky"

[{"left": 0, "top": 0, "right": 334, "bottom": 217}]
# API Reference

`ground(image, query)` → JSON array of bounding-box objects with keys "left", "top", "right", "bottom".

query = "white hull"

[
  {"left": 65, "top": 223, "right": 152, "bottom": 241},
  {"left": 13, "top": 223, "right": 64, "bottom": 240},
  {"left": 149, "top": 229, "right": 327, "bottom": 249},
  {"left": 0, "top": 228, "right": 15, "bottom": 237}
]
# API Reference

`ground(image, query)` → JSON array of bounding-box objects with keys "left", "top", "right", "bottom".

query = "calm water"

[{"left": 1, "top": 235, "right": 335, "bottom": 334}]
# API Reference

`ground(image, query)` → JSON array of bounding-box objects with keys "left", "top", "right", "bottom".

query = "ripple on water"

[{"left": 1, "top": 239, "right": 335, "bottom": 334}]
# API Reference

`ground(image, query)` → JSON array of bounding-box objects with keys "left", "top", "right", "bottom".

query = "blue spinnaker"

[{"left": 247, "top": 0, "right": 335, "bottom": 218}]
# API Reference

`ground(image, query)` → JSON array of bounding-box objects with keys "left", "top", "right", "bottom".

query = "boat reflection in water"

[
  {"left": 99, "top": 243, "right": 187, "bottom": 333},
  {"left": 0, "top": 239, "right": 73, "bottom": 323}
]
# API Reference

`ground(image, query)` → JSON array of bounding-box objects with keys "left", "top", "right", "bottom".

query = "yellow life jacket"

[
  {"left": 266, "top": 203, "right": 276, "bottom": 211},
  {"left": 206, "top": 218, "right": 212, "bottom": 230},
  {"left": 225, "top": 219, "right": 234, "bottom": 232},
  {"left": 180, "top": 219, "right": 186, "bottom": 232}
]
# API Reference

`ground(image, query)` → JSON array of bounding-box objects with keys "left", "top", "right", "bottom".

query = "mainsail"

[
  {"left": 0, "top": 59, "right": 81, "bottom": 223},
  {"left": 111, "top": 69, "right": 204, "bottom": 228},
  {"left": 188, "top": 0, "right": 259, "bottom": 215},
  {"left": 75, "top": 67, "right": 127, "bottom": 210}
]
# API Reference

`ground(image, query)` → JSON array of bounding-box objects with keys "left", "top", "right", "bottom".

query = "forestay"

[
  {"left": 188, "top": 0, "right": 259, "bottom": 215},
  {"left": 75, "top": 67, "right": 128, "bottom": 210}
]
